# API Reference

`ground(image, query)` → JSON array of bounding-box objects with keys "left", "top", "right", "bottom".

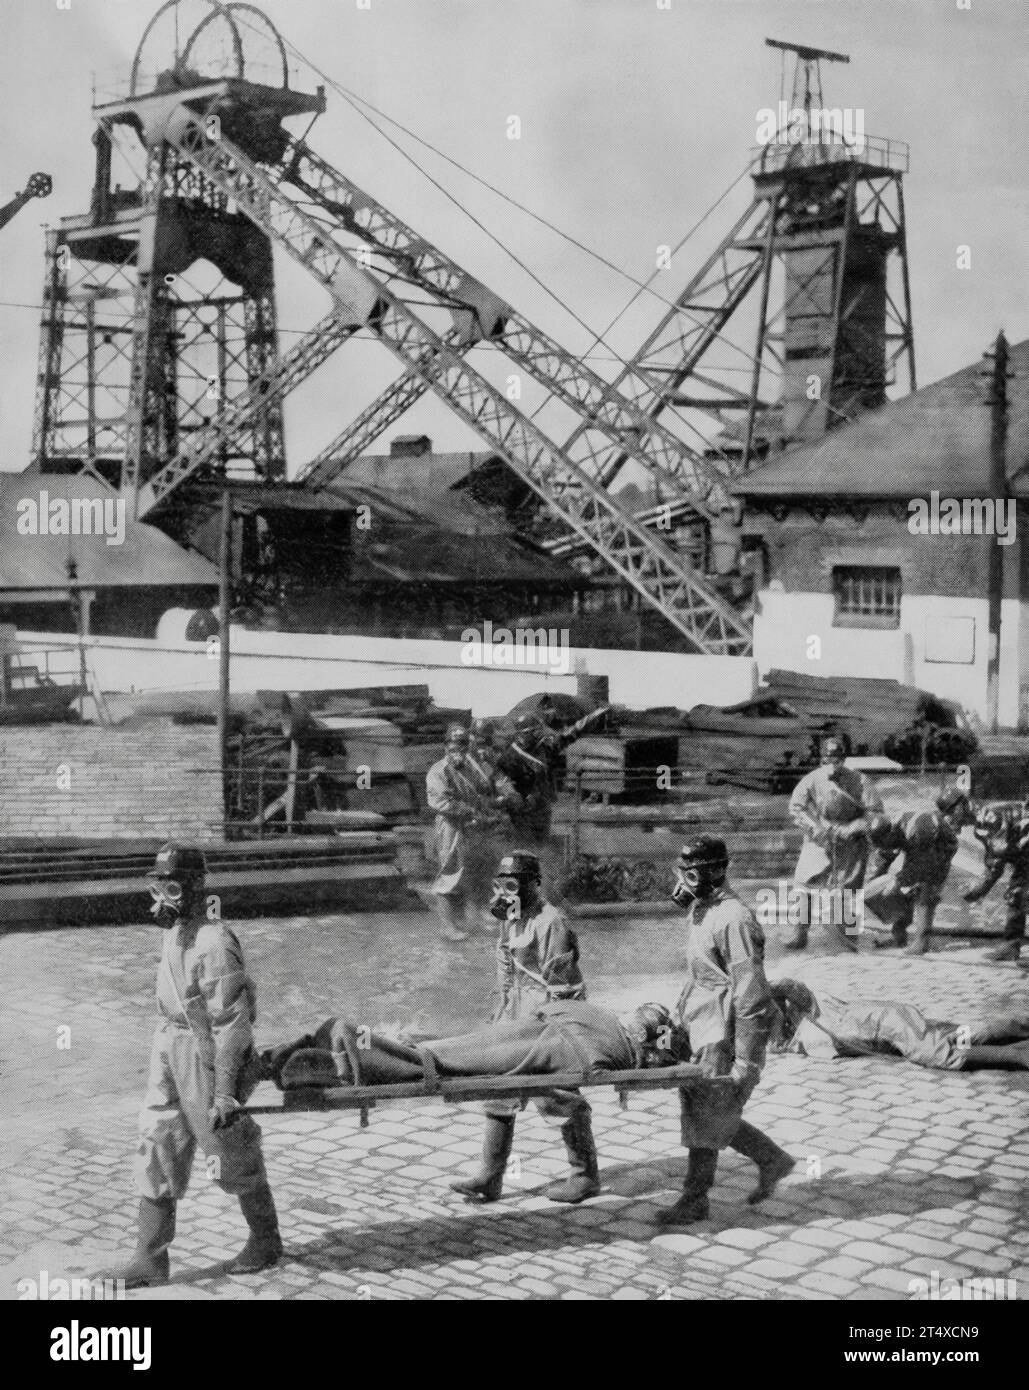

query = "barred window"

[{"left": 832, "top": 566, "right": 901, "bottom": 628}]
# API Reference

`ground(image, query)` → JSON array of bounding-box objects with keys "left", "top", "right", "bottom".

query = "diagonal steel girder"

[
  {"left": 136, "top": 308, "right": 362, "bottom": 516},
  {"left": 570, "top": 196, "right": 775, "bottom": 493},
  {"left": 283, "top": 138, "right": 730, "bottom": 516},
  {"left": 150, "top": 111, "right": 750, "bottom": 653}
]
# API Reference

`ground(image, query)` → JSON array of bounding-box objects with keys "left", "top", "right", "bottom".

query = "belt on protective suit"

[{"left": 161, "top": 1016, "right": 201, "bottom": 1032}]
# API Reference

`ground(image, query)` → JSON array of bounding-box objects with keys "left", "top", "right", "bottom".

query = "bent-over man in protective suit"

[
  {"left": 464, "top": 718, "right": 522, "bottom": 928},
  {"left": 102, "top": 845, "right": 280, "bottom": 1289},
  {"left": 863, "top": 788, "right": 970, "bottom": 954},
  {"left": 962, "top": 801, "right": 1029, "bottom": 963},
  {"left": 654, "top": 836, "right": 795, "bottom": 1226}
]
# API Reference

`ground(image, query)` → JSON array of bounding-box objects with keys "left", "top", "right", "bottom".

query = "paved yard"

[{"left": 1, "top": 888, "right": 1026, "bottom": 1301}]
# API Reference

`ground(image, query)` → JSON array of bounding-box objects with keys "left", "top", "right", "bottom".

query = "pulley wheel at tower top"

[{"left": 131, "top": 1, "right": 290, "bottom": 97}]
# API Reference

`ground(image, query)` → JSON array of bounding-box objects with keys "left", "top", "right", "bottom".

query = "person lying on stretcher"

[
  {"left": 259, "top": 999, "right": 692, "bottom": 1091},
  {"left": 768, "top": 978, "right": 1029, "bottom": 1071}
]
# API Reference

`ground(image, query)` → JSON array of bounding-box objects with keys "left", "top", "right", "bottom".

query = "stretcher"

[{"left": 245, "top": 1063, "right": 728, "bottom": 1127}]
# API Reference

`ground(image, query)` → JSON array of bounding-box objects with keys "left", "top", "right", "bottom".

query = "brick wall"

[
  {"left": 746, "top": 506, "right": 1019, "bottom": 599},
  {"left": 0, "top": 722, "right": 223, "bottom": 843}
]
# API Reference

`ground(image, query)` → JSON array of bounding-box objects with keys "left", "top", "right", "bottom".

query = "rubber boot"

[
  {"left": 651, "top": 1148, "right": 717, "bottom": 1226},
  {"left": 450, "top": 1114, "right": 516, "bottom": 1203},
  {"left": 226, "top": 1181, "right": 283, "bottom": 1274},
  {"left": 962, "top": 1042, "right": 1029, "bottom": 1070},
  {"left": 545, "top": 1109, "right": 601, "bottom": 1204},
  {"left": 730, "top": 1120, "right": 796, "bottom": 1204},
  {"left": 100, "top": 1196, "right": 175, "bottom": 1289},
  {"left": 903, "top": 901, "right": 931, "bottom": 956},
  {"left": 436, "top": 894, "right": 468, "bottom": 943}
]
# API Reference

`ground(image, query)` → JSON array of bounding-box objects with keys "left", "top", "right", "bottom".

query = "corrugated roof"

[
  {"left": 0, "top": 472, "right": 219, "bottom": 590},
  {"left": 735, "top": 338, "right": 1029, "bottom": 499}
]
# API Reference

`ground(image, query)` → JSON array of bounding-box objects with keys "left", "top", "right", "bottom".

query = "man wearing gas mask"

[
  {"left": 450, "top": 850, "right": 602, "bottom": 1205},
  {"left": 426, "top": 724, "right": 504, "bottom": 941},
  {"left": 101, "top": 844, "right": 281, "bottom": 1288},
  {"left": 465, "top": 718, "right": 522, "bottom": 927},
  {"left": 785, "top": 735, "right": 883, "bottom": 952},
  {"left": 655, "top": 836, "right": 795, "bottom": 1226}
]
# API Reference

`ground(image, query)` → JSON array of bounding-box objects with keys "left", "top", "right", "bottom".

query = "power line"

[{"left": 228, "top": 7, "right": 786, "bottom": 407}]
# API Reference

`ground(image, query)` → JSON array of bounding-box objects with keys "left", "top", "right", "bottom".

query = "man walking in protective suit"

[
  {"left": 654, "top": 836, "right": 795, "bottom": 1226},
  {"left": 101, "top": 844, "right": 281, "bottom": 1288},
  {"left": 426, "top": 724, "right": 502, "bottom": 941},
  {"left": 785, "top": 736, "right": 883, "bottom": 951},
  {"left": 464, "top": 718, "right": 521, "bottom": 928},
  {"left": 450, "top": 850, "right": 603, "bottom": 1205}
]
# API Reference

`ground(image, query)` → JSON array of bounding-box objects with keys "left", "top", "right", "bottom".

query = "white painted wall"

[
  {"left": 17, "top": 625, "right": 757, "bottom": 718},
  {"left": 753, "top": 588, "right": 1022, "bottom": 726}
]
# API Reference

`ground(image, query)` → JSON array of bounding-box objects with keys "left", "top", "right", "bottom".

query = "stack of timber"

[
  {"left": 0, "top": 830, "right": 408, "bottom": 929},
  {"left": 683, "top": 669, "right": 976, "bottom": 791}
]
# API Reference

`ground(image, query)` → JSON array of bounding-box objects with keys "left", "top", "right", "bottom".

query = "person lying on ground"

[{"left": 768, "top": 978, "right": 1029, "bottom": 1071}]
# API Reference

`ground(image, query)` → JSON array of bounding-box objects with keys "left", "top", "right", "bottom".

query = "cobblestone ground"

[{"left": 1, "top": 882, "right": 1027, "bottom": 1302}]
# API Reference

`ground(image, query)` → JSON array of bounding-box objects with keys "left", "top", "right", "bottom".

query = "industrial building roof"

[
  {"left": 734, "top": 338, "right": 1029, "bottom": 500},
  {"left": 322, "top": 445, "right": 576, "bottom": 584},
  {"left": 340, "top": 448, "right": 499, "bottom": 496},
  {"left": 0, "top": 472, "right": 219, "bottom": 591}
]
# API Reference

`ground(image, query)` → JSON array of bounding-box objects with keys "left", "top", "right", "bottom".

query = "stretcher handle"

[{"left": 243, "top": 1063, "right": 720, "bottom": 1114}]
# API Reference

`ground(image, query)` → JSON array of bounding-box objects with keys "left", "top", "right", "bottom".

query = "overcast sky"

[{"left": 1, "top": 0, "right": 1027, "bottom": 476}]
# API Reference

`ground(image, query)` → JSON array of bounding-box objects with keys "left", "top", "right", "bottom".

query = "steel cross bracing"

[
  {"left": 573, "top": 196, "right": 777, "bottom": 492},
  {"left": 281, "top": 137, "right": 730, "bottom": 516},
  {"left": 137, "top": 307, "right": 359, "bottom": 514},
  {"left": 153, "top": 113, "right": 750, "bottom": 653}
]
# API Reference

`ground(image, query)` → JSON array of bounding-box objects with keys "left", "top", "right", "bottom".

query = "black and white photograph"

[{"left": 0, "top": 0, "right": 1025, "bottom": 1355}]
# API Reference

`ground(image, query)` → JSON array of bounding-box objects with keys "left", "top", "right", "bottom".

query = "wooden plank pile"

[{"left": 682, "top": 668, "right": 977, "bottom": 791}]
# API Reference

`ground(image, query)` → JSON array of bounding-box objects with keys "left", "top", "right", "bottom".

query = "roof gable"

[
  {"left": 735, "top": 338, "right": 1029, "bottom": 500},
  {"left": 0, "top": 472, "right": 218, "bottom": 590}
]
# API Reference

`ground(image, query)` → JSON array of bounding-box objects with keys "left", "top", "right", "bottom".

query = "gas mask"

[
  {"left": 671, "top": 865, "right": 710, "bottom": 908},
  {"left": 489, "top": 874, "right": 525, "bottom": 922},
  {"left": 148, "top": 877, "right": 185, "bottom": 928}
]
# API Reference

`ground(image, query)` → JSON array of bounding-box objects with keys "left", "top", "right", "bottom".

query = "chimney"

[{"left": 390, "top": 434, "right": 432, "bottom": 458}]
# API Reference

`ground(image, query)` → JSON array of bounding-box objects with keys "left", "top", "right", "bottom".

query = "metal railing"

[{"left": 750, "top": 133, "right": 909, "bottom": 176}]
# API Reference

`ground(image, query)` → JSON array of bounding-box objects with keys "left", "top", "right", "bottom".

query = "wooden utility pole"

[
  {"left": 985, "top": 331, "right": 1009, "bottom": 734},
  {"left": 217, "top": 488, "right": 232, "bottom": 820}
]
